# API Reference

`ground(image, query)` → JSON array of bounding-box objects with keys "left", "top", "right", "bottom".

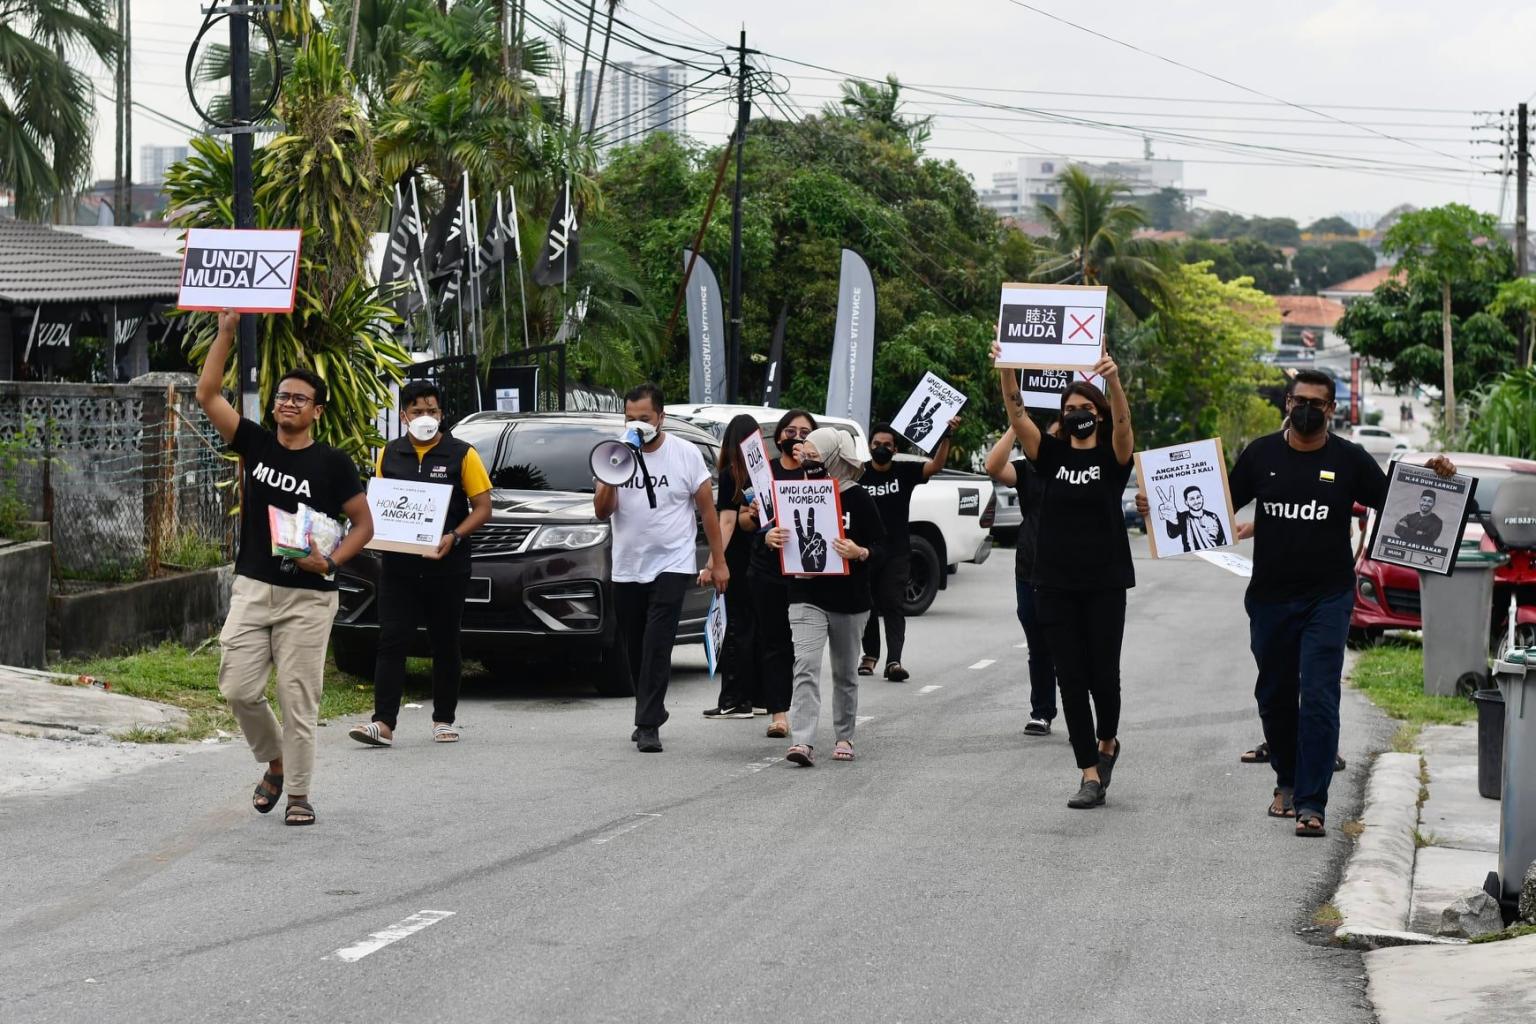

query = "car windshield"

[{"left": 455, "top": 420, "right": 714, "bottom": 493}]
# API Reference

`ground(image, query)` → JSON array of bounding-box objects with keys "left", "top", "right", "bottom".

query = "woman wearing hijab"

[
  {"left": 742, "top": 410, "right": 818, "bottom": 739},
  {"left": 699, "top": 414, "right": 764, "bottom": 719},
  {"left": 765, "top": 427, "right": 886, "bottom": 766},
  {"left": 996, "top": 344, "right": 1135, "bottom": 809}
]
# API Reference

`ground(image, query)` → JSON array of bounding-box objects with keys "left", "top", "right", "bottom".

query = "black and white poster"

[
  {"left": 994, "top": 282, "right": 1108, "bottom": 372},
  {"left": 1135, "top": 437, "right": 1238, "bottom": 560},
  {"left": 740, "top": 429, "right": 778, "bottom": 527},
  {"left": 177, "top": 228, "right": 303, "bottom": 313},
  {"left": 774, "top": 478, "right": 848, "bottom": 577},
  {"left": 1017, "top": 367, "right": 1106, "bottom": 411},
  {"left": 704, "top": 591, "right": 727, "bottom": 678},
  {"left": 1367, "top": 461, "right": 1477, "bottom": 576},
  {"left": 891, "top": 371, "right": 967, "bottom": 454}
]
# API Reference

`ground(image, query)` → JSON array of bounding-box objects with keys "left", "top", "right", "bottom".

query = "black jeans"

[
  {"left": 717, "top": 544, "right": 758, "bottom": 710},
  {"left": 861, "top": 547, "right": 911, "bottom": 664},
  {"left": 1246, "top": 588, "right": 1353, "bottom": 818},
  {"left": 614, "top": 572, "right": 690, "bottom": 729},
  {"left": 1034, "top": 586, "right": 1126, "bottom": 770},
  {"left": 372, "top": 569, "right": 470, "bottom": 731},
  {"left": 1014, "top": 578, "right": 1058, "bottom": 722},
  {"left": 749, "top": 570, "right": 794, "bottom": 714}
]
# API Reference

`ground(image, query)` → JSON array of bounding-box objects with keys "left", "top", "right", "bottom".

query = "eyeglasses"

[
  {"left": 273, "top": 392, "right": 315, "bottom": 408},
  {"left": 1288, "top": 397, "right": 1332, "bottom": 410},
  {"left": 781, "top": 428, "right": 812, "bottom": 439}
]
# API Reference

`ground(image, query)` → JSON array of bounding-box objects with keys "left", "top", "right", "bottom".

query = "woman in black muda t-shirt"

[{"left": 996, "top": 342, "right": 1136, "bottom": 809}]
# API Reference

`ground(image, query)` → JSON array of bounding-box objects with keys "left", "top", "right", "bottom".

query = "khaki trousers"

[{"left": 218, "top": 575, "right": 338, "bottom": 796}]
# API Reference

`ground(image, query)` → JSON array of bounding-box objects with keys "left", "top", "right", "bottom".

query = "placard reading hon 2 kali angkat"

[
  {"left": 364, "top": 477, "right": 453, "bottom": 556},
  {"left": 994, "top": 282, "right": 1108, "bottom": 372},
  {"left": 177, "top": 228, "right": 303, "bottom": 313}
]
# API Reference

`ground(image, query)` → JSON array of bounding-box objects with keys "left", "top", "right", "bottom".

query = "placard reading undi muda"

[
  {"left": 177, "top": 228, "right": 303, "bottom": 313},
  {"left": 891, "top": 371, "right": 967, "bottom": 455},
  {"left": 1366, "top": 461, "right": 1477, "bottom": 576},
  {"left": 994, "top": 282, "right": 1109, "bottom": 372}
]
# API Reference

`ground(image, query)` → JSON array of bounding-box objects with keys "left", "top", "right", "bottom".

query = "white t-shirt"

[{"left": 610, "top": 432, "right": 711, "bottom": 583}]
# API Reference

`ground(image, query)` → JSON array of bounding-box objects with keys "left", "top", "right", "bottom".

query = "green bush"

[{"left": 1460, "top": 368, "right": 1536, "bottom": 459}]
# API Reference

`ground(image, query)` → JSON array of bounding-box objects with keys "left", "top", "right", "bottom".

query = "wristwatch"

[
  {"left": 323, "top": 554, "right": 338, "bottom": 575},
  {"left": 451, "top": 530, "right": 463, "bottom": 547}
]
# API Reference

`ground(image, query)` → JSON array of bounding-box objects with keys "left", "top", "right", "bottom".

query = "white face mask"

[
  {"left": 407, "top": 415, "right": 440, "bottom": 442},
  {"left": 623, "top": 419, "right": 658, "bottom": 444}
]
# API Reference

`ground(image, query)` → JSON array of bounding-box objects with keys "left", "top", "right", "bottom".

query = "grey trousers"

[{"left": 788, "top": 602, "right": 869, "bottom": 751}]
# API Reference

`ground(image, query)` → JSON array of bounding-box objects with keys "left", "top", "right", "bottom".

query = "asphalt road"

[{"left": 0, "top": 542, "right": 1386, "bottom": 1024}]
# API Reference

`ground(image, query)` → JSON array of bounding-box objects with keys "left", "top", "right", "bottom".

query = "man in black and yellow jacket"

[{"left": 350, "top": 381, "right": 492, "bottom": 747}]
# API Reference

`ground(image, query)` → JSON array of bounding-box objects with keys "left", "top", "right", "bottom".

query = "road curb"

[{"left": 1334, "top": 751, "right": 1437, "bottom": 949}]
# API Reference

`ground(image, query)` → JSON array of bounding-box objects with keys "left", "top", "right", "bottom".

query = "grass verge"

[
  {"left": 1470, "top": 924, "right": 1536, "bottom": 944},
  {"left": 57, "top": 641, "right": 431, "bottom": 743},
  {"left": 1350, "top": 642, "right": 1476, "bottom": 729}
]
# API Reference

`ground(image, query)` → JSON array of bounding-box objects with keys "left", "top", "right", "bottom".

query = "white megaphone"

[{"left": 589, "top": 437, "right": 638, "bottom": 487}]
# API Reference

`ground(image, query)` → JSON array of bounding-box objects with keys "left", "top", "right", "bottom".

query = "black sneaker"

[
  {"left": 635, "top": 727, "right": 663, "bottom": 753},
  {"left": 1024, "top": 718, "right": 1051, "bottom": 736},
  {"left": 1067, "top": 779, "right": 1105, "bottom": 809},
  {"left": 702, "top": 705, "right": 754, "bottom": 720},
  {"left": 1097, "top": 739, "right": 1121, "bottom": 790},
  {"left": 630, "top": 728, "right": 639, "bottom": 743}
]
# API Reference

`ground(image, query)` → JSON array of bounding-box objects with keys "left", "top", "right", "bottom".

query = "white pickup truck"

[{"left": 672, "top": 404, "right": 995, "bottom": 615}]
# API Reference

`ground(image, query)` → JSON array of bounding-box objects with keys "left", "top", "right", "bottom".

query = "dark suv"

[{"left": 329, "top": 412, "right": 720, "bottom": 696}]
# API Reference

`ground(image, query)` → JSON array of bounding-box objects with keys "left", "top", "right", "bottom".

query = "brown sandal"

[
  {"left": 1268, "top": 788, "right": 1295, "bottom": 818},
  {"left": 832, "top": 741, "right": 855, "bottom": 761},
  {"left": 766, "top": 721, "right": 789, "bottom": 738},
  {"left": 1295, "top": 813, "right": 1326, "bottom": 838}
]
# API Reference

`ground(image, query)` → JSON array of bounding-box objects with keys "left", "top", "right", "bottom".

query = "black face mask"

[
  {"left": 1289, "top": 403, "right": 1327, "bottom": 436},
  {"left": 870, "top": 445, "right": 894, "bottom": 465},
  {"left": 1062, "top": 409, "right": 1098, "bottom": 440},
  {"left": 802, "top": 460, "right": 826, "bottom": 478}
]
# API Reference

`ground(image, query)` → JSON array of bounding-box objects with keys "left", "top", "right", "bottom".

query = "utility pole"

[
  {"left": 1519, "top": 103, "right": 1530, "bottom": 367},
  {"left": 113, "top": 0, "right": 124, "bottom": 224},
  {"left": 231, "top": 6, "right": 259, "bottom": 421},
  {"left": 725, "top": 28, "right": 755, "bottom": 404},
  {"left": 123, "top": 0, "right": 132, "bottom": 224}
]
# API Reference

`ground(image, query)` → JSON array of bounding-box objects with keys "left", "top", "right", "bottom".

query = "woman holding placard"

[
  {"left": 995, "top": 342, "right": 1135, "bottom": 809},
  {"left": 765, "top": 428, "right": 886, "bottom": 766}
]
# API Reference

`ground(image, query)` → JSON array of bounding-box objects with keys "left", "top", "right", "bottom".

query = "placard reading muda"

[
  {"left": 739, "top": 429, "right": 778, "bottom": 527},
  {"left": 994, "top": 282, "right": 1109, "bottom": 372},
  {"left": 365, "top": 477, "right": 454, "bottom": 556},
  {"left": 1017, "top": 368, "right": 1106, "bottom": 411},
  {"left": 891, "top": 371, "right": 968, "bottom": 454},
  {"left": 178, "top": 227, "right": 303, "bottom": 313},
  {"left": 774, "top": 478, "right": 848, "bottom": 576},
  {"left": 1134, "top": 437, "right": 1238, "bottom": 560},
  {"left": 1366, "top": 461, "right": 1477, "bottom": 576}
]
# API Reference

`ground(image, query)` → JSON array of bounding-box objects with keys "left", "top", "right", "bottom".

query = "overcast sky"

[{"left": 97, "top": 0, "right": 1532, "bottom": 225}]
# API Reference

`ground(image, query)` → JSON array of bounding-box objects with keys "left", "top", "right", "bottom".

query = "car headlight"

[{"left": 532, "top": 524, "right": 610, "bottom": 550}]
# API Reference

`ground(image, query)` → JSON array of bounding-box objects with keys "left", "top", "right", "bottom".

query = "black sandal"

[
  {"left": 1295, "top": 812, "right": 1326, "bottom": 838},
  {"left": 252, "top": 772, "right": 283, "bottom": 814},
  {"left": 1268, "top": 787, "right": 1296, "bottom": 818},
  {"left": 285, "top": 799, "right": 315, "bottom": 826},
  {"left": 1240, "top": 741, "right": 1270, "bottom": 764}
]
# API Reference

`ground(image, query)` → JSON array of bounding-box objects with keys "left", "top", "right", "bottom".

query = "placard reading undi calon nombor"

[
  {"left": 994, "top": 282, "right": 1109, "bottom": 372},
  {"left": 177, "top": 228, "right": 303, "bottom": 313},
  {"left": 891, "top": 371, "right": 968, "bottom": 455}
]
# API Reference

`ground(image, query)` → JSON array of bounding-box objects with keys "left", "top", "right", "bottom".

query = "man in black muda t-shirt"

[
  {"left": 1219, "top": 371, "right": 1456, "bottom": 838},
  {"left": 197, "top": 311, "right": 374, "bottom": 827}
]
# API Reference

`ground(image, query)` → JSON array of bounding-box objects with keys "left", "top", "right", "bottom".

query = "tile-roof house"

[
  {"left": 1274, "top": 295, "right": 1348, "bottom": 353},
  {"left": 1318, "top": 265, "right": 1403, "bottom": 305}
]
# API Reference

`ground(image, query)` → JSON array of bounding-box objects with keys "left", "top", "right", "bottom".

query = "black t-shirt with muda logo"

[
  {"left": 858, "top": 460, "right": 926, "bottom": 550},
  {"left": 231, "top": 418, "right": 364, "bottom": 591},
  {"left": 1229, "top": 431, "right": 1387, "bottom": 603},
  {"left": 1027, "top": 433, "right": 1135, "bottom": 591}
]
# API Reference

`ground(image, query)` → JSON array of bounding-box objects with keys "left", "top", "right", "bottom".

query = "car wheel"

[
  {"left": 902, "top": 535, "right": 942, "bottom": 618},
  {"left": 331, "top": 636, "right": 376, "bottom": 679},
  {"left": 593, "top": 643, "right": 635, "bottom": 698}
]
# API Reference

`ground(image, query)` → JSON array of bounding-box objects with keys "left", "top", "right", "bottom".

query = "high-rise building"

[
  {"left": 978, "top": 156, "right": 1204, "bottom": 220},
  {"left": 140, "top": 145, "right": 190, "bottom": 186},
  {"left": 578, "top": 63, "right": 690, "bottom": 154}
]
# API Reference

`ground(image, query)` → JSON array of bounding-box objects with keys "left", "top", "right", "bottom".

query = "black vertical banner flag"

[
  {"left": 426, "top": 181, "right": 465, "bottom": 302},
  {"left": 531, "top": 182, "right": 580, "bottom": 287},
  {"left": 380, "top": 179, "right": 425, "bottom": 317},
  {"left": 762, "top": 301, "right": 788, "bottom": 408}
]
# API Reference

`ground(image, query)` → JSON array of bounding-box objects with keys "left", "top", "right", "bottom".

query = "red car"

[{"left": 1351, "top": 451, "right": 1536, "bottom": 648}]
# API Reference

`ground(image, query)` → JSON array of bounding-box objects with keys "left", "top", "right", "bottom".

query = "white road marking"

[
  {"left": 969, "top": 659, "right": 996, "bottom": 670},
  {"left": 738, "top": 757, "right": 780, "bottom": 775},
  {"left": 918, "top": 685, "right": 943, "bottom": 695},
  {"left": 590, "top": 812, "right": 662, "bottom": 845},
  {"left": 1013, "top": 642, "right": 1029, "bottom": 649},
  {"left": 327, "top": 910, "right": 455, "bottom": 963},
  {"left": 856, "top": 715, "right": 874, "bottom": 725}
]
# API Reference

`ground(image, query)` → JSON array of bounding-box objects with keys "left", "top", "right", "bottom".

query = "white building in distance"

[
  {"left": 979, "top": 156, "right": 1204, "bottom": 219},
  {"left": 139, "top": 145, "right": 189, "bottom": 186},
  {"left": 578, "top": 63, "right": 690, "bottom": 155}
]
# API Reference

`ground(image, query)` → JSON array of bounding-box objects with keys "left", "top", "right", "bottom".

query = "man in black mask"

[
  {"left": 1154, "top": 370, "right": 1456, "bottom": 839},
  {"left": 858, "top": 418, "right": 957, "bottom": 681}
]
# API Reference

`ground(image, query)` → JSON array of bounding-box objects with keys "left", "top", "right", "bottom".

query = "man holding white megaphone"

[{"left": 594, "top": 383, "right": 729, "bottom": 753}]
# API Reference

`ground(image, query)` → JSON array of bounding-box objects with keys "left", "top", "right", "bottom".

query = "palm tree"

[
  {"left": 0, "top": 0, "right": 120, "bottom": 220},
  {"left": 829, "top": 74, "right": 932, "bottom": 151},
  {"left": 1032, "top": 167, "right": 1170, "bottom": 320}
]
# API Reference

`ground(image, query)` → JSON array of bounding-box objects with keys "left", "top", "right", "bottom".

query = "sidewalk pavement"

[
  {"left": 1337, "top": 722, "right": 1536, "bottom": 1023},
  {"left": 0, "top": 665, "right": 187, "bottom": 739}
]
